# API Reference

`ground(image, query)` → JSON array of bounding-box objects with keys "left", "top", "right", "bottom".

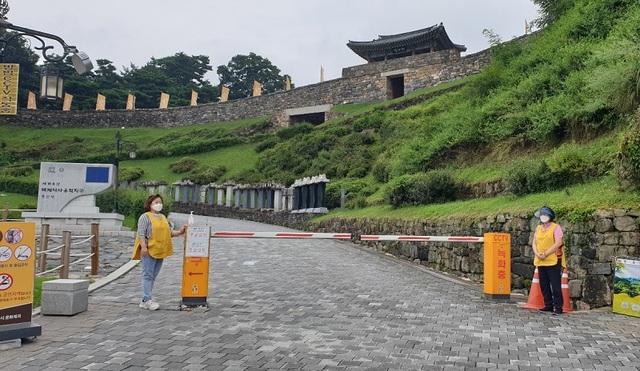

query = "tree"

[
  {"left": 217, "top": 53, "right": 287, "bottom": 100},
  {"left": 532, "top": 0, "right": 575, "bottom": 27}
]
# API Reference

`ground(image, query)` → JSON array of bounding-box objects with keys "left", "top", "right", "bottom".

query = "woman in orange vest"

[
  {"left": 132, "top": 194, "right": 186, "bottom": 310},
  {"left": 532, "top": 206, "right": 565, "bottom": 315}
]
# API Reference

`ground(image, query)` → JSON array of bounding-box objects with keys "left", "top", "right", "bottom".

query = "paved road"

[{"left": 3, "top": 214, "right": 640, "bottom": 370}]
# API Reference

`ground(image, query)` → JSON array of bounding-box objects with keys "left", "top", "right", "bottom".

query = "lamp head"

[{"left": 71, "top": 50, "right": 93, "bottom": 75}]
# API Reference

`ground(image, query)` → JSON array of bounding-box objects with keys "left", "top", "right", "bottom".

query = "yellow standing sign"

[
  {"left": 483, "top": 233, "right": 511, "bottom": 300},
  {"left": 0, "top": 222, "right": 42, "bottom": 340},
  {"left": 182, "top": 226, "right": 211, "bottom": 308}
]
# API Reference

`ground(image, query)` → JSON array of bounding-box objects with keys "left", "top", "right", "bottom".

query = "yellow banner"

[
  {"left": 285, "top": 76, "right": 291, "bottom": 91},
  {"left": 190, "top": 90, "right": 198, "bottom": 106},
  {"left": 160, "top": 92, "right": 170, "bottom": 109},
  {"left": 0, "top": 222, "right": 36, "bottom": 325},
  {"left": 96, "top": 93, "right": 106, "bottom": 111},
  {"left": 252, "top": 81, "right": 261, "bottom": 97},
  {"left": 126, "top": 94, "right": 136, "bottom": 110},
  {"left": 0, "top": 63, "right": 19, "bottom": 115},
  {"left": 62, "top": 93, "right": 73, "bottom": 111},
  {"left": 221, "top": 86, "right": 229, "bottom": 102},
  {"left": 27, "top": 91, "right": 37, "bottom": 110}
]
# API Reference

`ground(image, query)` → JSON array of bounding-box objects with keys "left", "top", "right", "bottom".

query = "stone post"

[
  {"left": 274, "top": 189, "right": 282, "bottom": 211},
  {"left": 226, "top": 184, "right": 235, "bottom": 208},
  {"left": 234, "top": 188, "right": 241, "bottom": 208},
  {"left": 217, "top": 187, "right": 225, "bottom": 206}
]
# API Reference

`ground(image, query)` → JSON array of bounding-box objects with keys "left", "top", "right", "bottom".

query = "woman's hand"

[{"left": 140, "top": 245, "right": 149, "bottom": 258}]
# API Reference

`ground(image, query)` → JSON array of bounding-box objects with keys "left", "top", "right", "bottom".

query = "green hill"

[{"left": 2, "top": 0, "right": 640, "bottom": 221}]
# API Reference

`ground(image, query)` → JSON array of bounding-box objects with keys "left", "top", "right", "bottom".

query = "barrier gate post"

[
  {"left": 483, "top": 233, "right": 511, "bottom": 301},
  {"left": 181, "top": 225, "right": 211, "bottom": 308}
]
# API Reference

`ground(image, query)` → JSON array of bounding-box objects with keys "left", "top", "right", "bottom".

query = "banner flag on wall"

[
  {"left": 525, "top": 19, "right": 529, "bottom": 34},
  {"left": 62, "top": 93, "right": 73, "bottom": 111},
  {"left": 96, "top": 93, "right": 106, "bottom": 111},
  {"left": 0, "top": 63, "right": 19, "bottom": 115},
  {"left": 285, "top": 76, "right": 291, "bottom": 91},
  {"left": 160, "top": 92, "right": 170, "bottom": 109},
  {"left": 252, "top": 81, "right": 261, "bottom": 97},
  {"left": 126, "top": 94, "right": 136, "bottom": 110},
  {"left": 190, "top": 90, "right": 198, "bottom": 106},
  {"left": 27, "top": 91, "right": 37, "bottom": 109},
  {"left": 320, "top": 66, "right": 325, "bottom": 82},
  {"left": 221, "top": 86, "right": 230, "bottom": 102}
]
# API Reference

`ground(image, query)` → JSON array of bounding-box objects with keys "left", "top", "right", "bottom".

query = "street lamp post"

[
  {"left": 0, "top": 0, "right": 94, "bottom": 102},
  {"left": 114, "top": 131, "right": 137, "bottom": 212}
]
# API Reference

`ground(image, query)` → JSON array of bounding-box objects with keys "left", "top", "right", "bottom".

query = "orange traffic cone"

[
  {"left": 561, "top": 268, "right": 573, "bottom": 313},
  {"left": 522, "top": 267, "right": 545, "bottom": 310}
]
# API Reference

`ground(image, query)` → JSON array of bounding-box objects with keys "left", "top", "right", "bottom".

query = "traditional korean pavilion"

[{"left": 347, "top": 23, "right": 466, "bottom": 62}]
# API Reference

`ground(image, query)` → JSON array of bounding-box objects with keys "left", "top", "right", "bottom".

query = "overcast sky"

[{"left": 7, "top": 1, "right": 540, "bottom": 87}]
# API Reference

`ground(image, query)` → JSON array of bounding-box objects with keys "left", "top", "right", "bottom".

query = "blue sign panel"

[{"left": 85, "top": 167, "right": 110, "bottom": 183}]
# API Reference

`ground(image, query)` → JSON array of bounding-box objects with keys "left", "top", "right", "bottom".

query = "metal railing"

[{"left": 35, "top": 223, "right": 100, "bottom": 278}]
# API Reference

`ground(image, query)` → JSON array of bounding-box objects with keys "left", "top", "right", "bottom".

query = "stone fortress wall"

[{"left": 0, "top": 48, "right": 491, "bottom": 128}]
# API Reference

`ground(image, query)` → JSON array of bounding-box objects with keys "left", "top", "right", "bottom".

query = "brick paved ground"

[{"left": 2, "top": 214, "right": 639, "bottom": 370}]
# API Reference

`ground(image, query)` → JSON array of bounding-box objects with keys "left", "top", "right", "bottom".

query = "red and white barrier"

[
  {"left": 211, "top": 231, "right": 352, "bottom": 239},
  {"left": 360, "top": 235, "right": 484, "bottom": 242}
]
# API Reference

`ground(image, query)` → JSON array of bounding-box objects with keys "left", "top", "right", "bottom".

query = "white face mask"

[
  {"left": 540, "top": 215, "right": 550, "bottom": 223},
  {"left": 151, "top": 203, "right": 163, "bottom": 212}
]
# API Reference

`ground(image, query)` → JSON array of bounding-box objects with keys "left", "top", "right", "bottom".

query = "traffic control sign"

[{"left": 181, "top": 226, "right": 211, "bottom": 308}]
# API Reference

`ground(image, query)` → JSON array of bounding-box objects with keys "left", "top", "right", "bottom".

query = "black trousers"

[{"left": 538, "top": 261, "right": 563, "bottom": 311}]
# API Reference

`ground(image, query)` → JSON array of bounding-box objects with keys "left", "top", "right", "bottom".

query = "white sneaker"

[{"left": 139, "top": 299, "right": 159, "bottom": 310}]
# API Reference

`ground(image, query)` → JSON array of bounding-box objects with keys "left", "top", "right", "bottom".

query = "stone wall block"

[
  {"left": 620, "top": 232, "right": 640, "bottom": 246},
  {"left": 588, "top": 262, "right": 612, "bottom": 275},
  {"left": 582, "top": 275, "right": 612, "bottom": 307},
  {"left": 614, "top": 216, "right": 636, "bottom": 231},
  {"left": 595, "top": 219, "right": 614, "bottom": 233},
  {"left": 597, "top": 245, "right": 616, "bottom": 262},
  {"left": 593, "top": 210, "right": 615, "bottom": 219},
  {"left": 603, "top": 232, "right": 620, "bottom": 245},
  {"left": 589, "top": 233, "right": 604, "bottom": 246},
  {"left": 568, "top": 279, "right": 582, "bottom": 299}
]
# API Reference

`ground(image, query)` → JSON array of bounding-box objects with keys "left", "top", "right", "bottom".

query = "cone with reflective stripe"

[
  {"left": 561, "top": 268, "right": 572, "bottom": 313},
  {"left": 522, "top": 267, "right": 545, "bottom": 309}
]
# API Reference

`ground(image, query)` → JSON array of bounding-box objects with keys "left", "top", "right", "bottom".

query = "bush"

[
  {"left": 617, "top": 120, "right": 640, "bottom": 188},
  {"left": 255, "top": 136, "right": 279, "bottom": 153},
  {"left": 119, "top": 167, "right": 145, "bottom": 182},
  {"left": 1, "top": 165, "right": 33, "bottom": 177},
  {"left": 506, "top": 161, "right": 563, "bottom": 196},
  {"left": 325, "top": 179, "right": 378, "bottom": 209},
  {"left": 372, "top": 158, "right": 390, "bottom": 183},
  {"left": 170, "top": 157, "right": 198, "bottom": 173},
  {"left": 275, "top": 123, "right": 314, "bottom": 140},
  {"left": 385, "top": 171, "right": 458, "bottom": 207},
  {"left": 186, "top": 165, "right": 227, "bottom": 185},
  {"left": 96, "top": 189, "right": 173, "bottom": 228},
  {"left": 0, "top": 176, "right": 38, "bottom": 195},
  {"left": 546, "top": 144, "right": 589, "bottom": 184}
]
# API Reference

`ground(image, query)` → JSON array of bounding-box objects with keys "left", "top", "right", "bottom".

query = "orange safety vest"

[
  {"left": 534, "top": 222, "right": 566, "bottom": 268},
  {"left": 131, "top": 212, "right": 174, "bottom": 260}
]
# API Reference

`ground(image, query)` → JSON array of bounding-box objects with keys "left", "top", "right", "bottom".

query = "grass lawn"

[
  {"left": 0, "top": 192, "right": 37, "bottom": 210},
  {"left": 121, "top": 143, "right": 259, "bottom": 183}
]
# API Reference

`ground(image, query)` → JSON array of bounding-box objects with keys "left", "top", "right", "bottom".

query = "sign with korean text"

[
  {"left": 36, "top": 162, "right": 114, "bottom": 213},
  {"left": 613, "top": 258, "right": 640, "bottom": 318},
  {"left": 182, "top": 226, "right": 211, "bottom": 307},
  {"left": 483, "top": 233, "right": 511, "bottom": 300},
  {"left": 0, "top": 222, "right": 36, "bottom": 326},
  {"left": 0, "top": 63, "right": 19, "bottom": 115}
]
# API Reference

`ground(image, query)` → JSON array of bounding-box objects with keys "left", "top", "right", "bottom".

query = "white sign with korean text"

[{"left": 185, "top": 226, "right": 211, "bottom": 258}]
